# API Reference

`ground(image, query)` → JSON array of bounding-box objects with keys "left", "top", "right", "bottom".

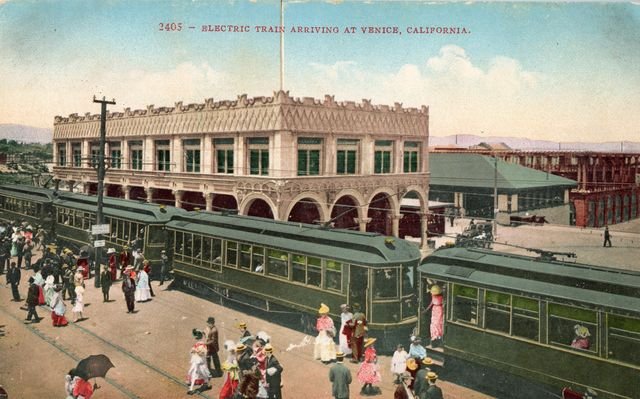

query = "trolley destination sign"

[{"left": 91, "top": 224, "right": 110, "bottom": 235}]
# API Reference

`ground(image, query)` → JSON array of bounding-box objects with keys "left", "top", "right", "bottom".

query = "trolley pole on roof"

[{"left": 93, "top": 96, "right": 116, "bottom": 288}]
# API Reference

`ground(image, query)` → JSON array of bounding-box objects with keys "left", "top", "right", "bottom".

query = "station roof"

[{"left": 430, "top": 153, "right": 577, "bottom": 191}]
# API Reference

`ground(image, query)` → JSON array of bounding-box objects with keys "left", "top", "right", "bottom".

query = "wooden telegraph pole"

[{"left": 92, "top": 96, "right": 116, "bottom": 288}]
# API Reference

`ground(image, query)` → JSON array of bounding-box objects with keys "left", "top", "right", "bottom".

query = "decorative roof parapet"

[{"left": 54, "top": 90, "right": 428, "bottom": 125}]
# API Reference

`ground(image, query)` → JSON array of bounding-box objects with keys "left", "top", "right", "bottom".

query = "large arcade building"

[{"left": 52, "top": 91, "right": 431, "bottom": 247}]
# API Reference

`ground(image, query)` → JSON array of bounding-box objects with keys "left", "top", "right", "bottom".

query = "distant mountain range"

[
  {"left": 0, "top": 124, "right": 52, "bottom": 144},
  {"left": 1, "top": 124, "right": 639, "bottom": 152},
  {"left": 430, "top": 134, "right": 640, "bottom": 153}
]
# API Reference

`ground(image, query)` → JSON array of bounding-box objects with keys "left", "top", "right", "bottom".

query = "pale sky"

[{"left": 0, "top": 0, "right": 639, "bottom": 141}]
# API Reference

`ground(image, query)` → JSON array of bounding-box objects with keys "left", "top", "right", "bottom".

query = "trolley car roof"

[
  {"left": 55, "top": 191, "right": 185, "bottom": 222},
  {"left": 0, "top": 184, "right": 55, "bottom": 202},
  {"left": 168, "top": 213, "right": 422, "bottom": 266}
]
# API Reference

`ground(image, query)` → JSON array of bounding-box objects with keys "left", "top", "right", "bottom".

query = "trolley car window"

[
  {"left": 193, "top": 235, "right": 202, "bottom": 265},
  {"left": 607, "top": 314, "right": 640, "bottom": 366},
  {"left": 485, "top": 291, "right": 510, "bottom": 334},
  {"left": 325, "top": 260, "right": 343, "bottom": 292},
  {"left": 452, "top": 284, "right": 478, "bottom": 325},
  {"left": 239, "top": 244, "right": 252, "bottom": 270},
  {"left": 252, "top": 247, "right": 265, "bottom": 274},
  {"left": 266, "top": 249, "right": 286, "bottom": 277},
  {"left": 308, "top": 257, "right": 321, "bottom": 287},
  {"left": 401, "top": 265, "right": 414, "bottom": 296},
  {"left": 226, "top": 241, "right": 238, "bottom": 266},
  {"left": 512, "top": 296, "right": 539, "bottom": 341},
  {"left": 148, "top": 226, "right": 164, "bottom": 245},
  {"left": 292, "top": 254, "right": 306, "bottom": 284},
  {"left": 174, "top": 232, "right": 184, "bottom": 260},
  {"left": 374, "top": 268, "right": 398, "bottom": 299},
  {"left": 548, "top": 303, "right": 597, "bottom": 353},
  {"left": 184, "top": 235, "right": 193, "bottom": 259},
  {"left": 212, "top": 239, "right": 222, "bottom": 265}
]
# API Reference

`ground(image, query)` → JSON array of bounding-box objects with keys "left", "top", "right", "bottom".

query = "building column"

[
  {"left": 391, "top": 214, "right": 403, "bottom": 238},
  {"left": 144, "top": 137, "right": 154, "bottom": 172},
  {"left": 145, "top": 187, "right": 155, "bottom": 203},
  {"left": 420, "top": 213, "right": 429, "bottom": 250},
  {"left": 203, "top": 136, "right": 213, "bottom": 174},
  {"left": 82, "top": 182, "right": 90, "bottom": 195},
  {"left": 205, "top": 192, "right": 215, "bottom": 212},
  {"left": 173, "top": 190, "right": 184, "bottom": 208},
  {"left": 173, "top": 138, "right": 183, "bottom": 173},
  {"left": 355, "top": 217, "right": 371, "bottom": 232},
  {"left": 122, "top": 185, "right": 131, "bottom": 200},
  {"left": 121, "top": 140, "right": 129, "bottom": 170},
  {"left": 67, "top": 180, "right": 76, "bottom": 192}
]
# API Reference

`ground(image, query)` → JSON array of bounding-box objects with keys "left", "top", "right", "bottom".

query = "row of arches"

[{"left": 87, "top": 182, "right": 428, "bottom": 237}]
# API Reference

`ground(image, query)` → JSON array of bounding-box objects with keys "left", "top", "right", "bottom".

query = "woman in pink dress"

[
  {"left": 426, "top": 284, "right": 444, "bottom": 346},
  {"left": 357, "top": 337, "right": 381, "bottom": 396},
  {"left": 313, "top": 303, "right": 337, "bottom": 363}
]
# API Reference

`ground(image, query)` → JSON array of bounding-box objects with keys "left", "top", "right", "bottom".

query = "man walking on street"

[
  {"left": 122, "top": 266, "right": 136, "bottom": 313},
  {"left": 7, "top": 262, "right": 21, "bottom": 301},
  {"left": 25, "top": 276, "right": 42, "bottom": 323},
  {"left": 265, "top": 344, "right": 283, "bottom": 399},
  {"left": 603, "top": 226, "right": 612, "bottom": 247},
  {"left": 329, "top": 352, "right": 352, "bottom": 399},
  {"left": 205, "top": 316, "right": 223, "bottom": 377}
]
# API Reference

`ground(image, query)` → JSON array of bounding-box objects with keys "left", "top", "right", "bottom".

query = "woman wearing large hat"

[
  {"left": 313, "top": 303, "right": 337, "bottom": 363},
  {"left": 425, "top": 284, "right": 444, "bottom": 347},
  {"left": 571, "top": 324, "right": 591, "bottom": 350},
  {"left": 50, "top": 285, "right": 68, "bottom": 327},
  {"left": 187, "top": 329, "right": 211, "bottom": 395},
  {"left": 357, "top": 337, "right": 381, "bottom": 395}
]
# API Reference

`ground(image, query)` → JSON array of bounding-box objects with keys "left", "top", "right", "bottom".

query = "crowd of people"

[{"left": 1, "top": 218, "right": 447, "bottom": 398}]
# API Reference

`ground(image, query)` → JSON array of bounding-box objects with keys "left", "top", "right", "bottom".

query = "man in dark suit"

[
  {"left": 413, "top": 357, "right": 433, "bottom": 398},
  {"left": 121, "top": 266, "right": 136, "bottom": 313},
  {"left": 205, "top": 317, "right": 222, "bottom": 377},
  {"left": 394, "top": 372, "right": 414, "bottom": 399},
  {"left": 264, "top": 344, "right": 283, "bottom": 399},
  {"left": 421, "top": 372, "right": 443, "bottom": 399},
  {"left": 7, "top": 262, "right": 21, "bottom": 301},
  {"left": 25, "top": 276, "right": 41, "bottom": 323},
  {"left": 329, "top": 352, "right": 352, "bottom": 399}
]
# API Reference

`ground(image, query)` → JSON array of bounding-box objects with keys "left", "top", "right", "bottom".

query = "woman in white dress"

[
  {"left": 187, "top": 329, "right": 211, "bottom": 395},
  {"left": 339, "top": 304, "right": 353, "bottom": 356},
  {"left": 72, "top": 286, "right": 85, "bottom": 322},
  {"left": 134, "top": 268, "right": 151, "bottom": 302},
  {"left": 44, "top": 275, "right": 55, "bottom": 306}
]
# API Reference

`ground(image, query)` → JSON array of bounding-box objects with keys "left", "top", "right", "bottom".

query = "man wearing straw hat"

[
  {"left": 264, "top": 343, "right": 283, "bottom": 399},
  {"left": 329, "top": 352, "right": 352, "bottom": 399},
  {"left": 413, "top": 357, "right": 433, "bottom": 398},
  {"left": 420, "top": 372, "right": 443, "bottom": 399}
]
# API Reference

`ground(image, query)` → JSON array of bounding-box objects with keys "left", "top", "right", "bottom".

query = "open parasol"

[{"left": 75, "top": 354, "right": 115, "bottom": 380}]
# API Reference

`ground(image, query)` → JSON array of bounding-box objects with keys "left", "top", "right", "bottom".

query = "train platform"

[{"left": 0, "top": 251, "right": 492, "bottom": 399}]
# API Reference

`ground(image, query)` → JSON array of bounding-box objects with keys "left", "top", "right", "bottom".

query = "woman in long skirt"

[
  {"left": 187, "top": 329, "right": 212, "bottom": 395},
  {"left": 135, "top": 268, "right": 151, "bottom": 302},
  {"left": 426, "top": 285, "right": 444, "bottom": 346},
  {"left": 219, "top": 340, "right": 240, "bottom": 399},
  {"left": 313, "top": 303, "right": 337, "bottom": 363},
  {"left": 50, "top": 285, "right": 68, "bottom": 327},
  {"left": 44, "top": 275, "right": 55, "bottom": 306},
  {"left": 339, "top": 304, "right": 353, "bottom": 356},
  {"left": 357, "top": 338, "right": 381, "bottom": 396},
  {"left": 72, "top": 286, "right": 85, "bottom": 322}
]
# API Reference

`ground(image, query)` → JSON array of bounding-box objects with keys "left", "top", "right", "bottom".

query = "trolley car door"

[{"left": 349, "top": 265, "right": 369, "bottom": 317}]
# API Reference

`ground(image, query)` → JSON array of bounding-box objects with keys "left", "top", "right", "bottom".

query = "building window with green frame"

[
  {"left": 297, "top": 137, "right": 322, "bottom": 176},
  {"left": 336, "top": 139, "right": 359, "bottom": 175},
  {"left": 72, "top": 143, "right": 82, "bottom": 167},
  {"left": 183, "top": 139, "right": 201, "bottom": 173},
  {"left": 90, "top": 143, "right": 100, "bottom": 168},
  {"left": 403, "top": 141, "right": 420, "bottom": 173},
  {"left": 374, "top": 140, "right": 393, "bottom": 174},
  {"left": 155, "top": 140, "right": 171, "bottom": 171},
  {"left": 57, "top": 143, "right": 66, "bottom": 166},
  {"left": 248, "top": 137, "right": 269, "bottom": 175},
  {"left": 128, "top": 141, "right": 143, "bottom": 170},
  {"left": 109, "top": 142, "right": 121, "bottom": 169},
  {"left": 214, "top": 138, "right": 234, "bottom": 174}
]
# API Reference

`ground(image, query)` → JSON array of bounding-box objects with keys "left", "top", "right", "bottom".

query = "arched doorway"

[
  {"left": 331, "top": 196, "right": 360, "bottom": 230},
  {"left": 367, "top": 193, "right": 392, "bottom": 235},
  {"left": 246, "top": 199, "right": 275, "bottom": 219},
  {"left": 129, "top": 186, "right": 146, "bottom": 201},
  {"left": 181, "top": 191, "right": 205, "bottom": 211},
  {"left": 106, "top": 184, "right": 123, "bottom": 198},
  {"left": 288, "top": 198, "right": 322, "bottom": 224},
  {"left": 211, "top": 194, "right": 238, "bottom": 213}
]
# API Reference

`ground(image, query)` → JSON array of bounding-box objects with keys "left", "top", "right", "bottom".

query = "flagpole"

[{"left": 280, "top": 0, "right": 284, "bottom": 91}]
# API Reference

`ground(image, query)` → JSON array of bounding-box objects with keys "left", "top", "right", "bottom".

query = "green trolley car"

[
  {"left": 167, "top": 211, "right": 422, "bottom": 353},
  {"left": 418, "top": 247, "right": 640, "bottom": 399},
  {"left": 52, "top": 191, "right": 185, "bottom": 268},
  {"left": 0, "top": 184, "right": 55, "bottom": 229}
]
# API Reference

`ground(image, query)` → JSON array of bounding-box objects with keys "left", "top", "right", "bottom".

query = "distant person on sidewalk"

[
  {"left": 159, "top": 250, "right": 170, "bottom": 286},
  {"left": 603, "top": 226, "right": 612, "bottom": 247},
  {"left": 122, "top": 266, "right": 136, "bottom": 313},
  {"left": 7, "top": 262, "right": 21, "bottom": 301},
  {"left": 25, "top": 276, "right": 41, "bottom": 323}
]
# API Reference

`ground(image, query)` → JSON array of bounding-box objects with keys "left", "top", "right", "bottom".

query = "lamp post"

[{"left": 92, "top": 96, "right": 116, "bottom": 288}]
